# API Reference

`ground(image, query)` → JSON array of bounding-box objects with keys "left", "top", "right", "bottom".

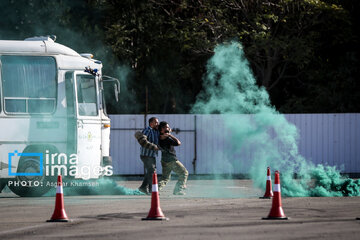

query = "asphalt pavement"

[{"left": 0, "top": 179, "right": 359, "bottom": 240}]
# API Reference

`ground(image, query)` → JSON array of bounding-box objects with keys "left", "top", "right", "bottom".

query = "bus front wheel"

[
  {"left": 8, "top": 158, "right": 54, "bottom": 197},
  {"left": 0, "top": 181, "right": 6, "bottom": 193}
]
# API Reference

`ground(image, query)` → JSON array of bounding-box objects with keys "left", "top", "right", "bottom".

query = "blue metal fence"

[{"left": 109, "top": 114, "right": 360, "bottom": 175}]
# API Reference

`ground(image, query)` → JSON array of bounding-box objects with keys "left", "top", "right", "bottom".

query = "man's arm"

[
  {"left": 169, "top": 134, "right": 181, "bottom": 145},
  {"left": 134, "top": 131, "right": 159, "bottom": 150},
  {"left": 161, "top": 133, "right": 181, "bottom": 146}
]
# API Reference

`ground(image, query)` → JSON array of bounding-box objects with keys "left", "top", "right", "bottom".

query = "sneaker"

[
  {"left": 138, "top": 187, "right": 150, "bottom": 195},
  {"left": 173, "top": 190, "right": 186, "bottom": 195}
]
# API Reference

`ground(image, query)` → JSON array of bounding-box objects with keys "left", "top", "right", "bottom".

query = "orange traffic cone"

[
  {"left": 142, "top": 172, "right": 169, "bottom": 221},
  {"left": 47, "top": 175, "right": 69, "bottom": 222},
  {"left": 259, "top": 167, "right": 274, "bottom": 199},
  {"left": 262, "top": 171, "right": 288, "bottom": 220}
]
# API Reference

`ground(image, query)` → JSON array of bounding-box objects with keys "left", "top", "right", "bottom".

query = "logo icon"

[{"left": 8, "top": 150, "right": 43, "bottom": 176}]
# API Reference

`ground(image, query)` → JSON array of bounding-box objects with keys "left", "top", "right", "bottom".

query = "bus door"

[{"left": 74, "top": 72, "right": 102, "bottom": 179}]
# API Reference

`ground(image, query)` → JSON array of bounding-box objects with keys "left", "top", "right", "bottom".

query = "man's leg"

[
  {"left": 139, "top": 156, "right": 148, "bottom": 193},
  {"left": 139, "top": 156, "right": 156, "bottom": 193},
  {"left": 172, "top": 160, "right": 188, "bottom": 195},
  {"left": 158, "top": 161, "right": 172, "bottom": 191},
  {"left": 146, "top": 157, "right": 156, "bottom": 192}
]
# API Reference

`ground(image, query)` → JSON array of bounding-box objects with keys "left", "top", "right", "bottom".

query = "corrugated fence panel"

[
  {"left": 351, "top": 114, "right": 359, "bottom": 172},
  {"left": 344, "top": 114, "right": 351, "bottom": 171},
  {"left": 285, "top": 113, "right": 360, "bottom": 173},
  {"left": 109, "top": 114, "right": 145, "bottom": 175},
  {"left": 196, "top": 115, "right": 228, "bottom": 174},
  {"left": 109, "top": 114, "right": 360, "bottom": 175},
  {"left": 356, "top": 114, "right": 360, "bottom": 172},
  {"left": 328, "top": 114, "right": 335, "bottom": 166}
]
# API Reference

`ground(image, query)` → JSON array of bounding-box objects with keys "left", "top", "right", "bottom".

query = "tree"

[
  {"left": 219, "top": 0, "right": 355, "bottom": 111},
  {"left": 104, "top": 0, "right": 238, "bottom": 113},
  {"left": 1, "top": 0, "right": 358, "bottom": 113}
]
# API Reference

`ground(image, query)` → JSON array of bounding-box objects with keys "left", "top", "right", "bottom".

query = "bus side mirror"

[{"left": 114, "top": 82, "right": 120, "bottom": 102}]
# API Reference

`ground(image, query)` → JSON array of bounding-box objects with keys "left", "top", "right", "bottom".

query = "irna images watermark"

[{"left": 8, "top": 150, "right": 113, "bottom": 180}]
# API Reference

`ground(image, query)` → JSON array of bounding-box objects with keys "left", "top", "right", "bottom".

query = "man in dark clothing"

[
  {"left": 138, "top": 117, "right": 159, "bottom": 195},
  {"left": 158, "top": 121, "right": 188, "bottom": 195}
]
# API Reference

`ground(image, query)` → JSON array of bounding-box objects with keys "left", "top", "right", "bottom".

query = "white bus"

[{"left": 0, "top": 36, "right": 119, "bottom": 196}]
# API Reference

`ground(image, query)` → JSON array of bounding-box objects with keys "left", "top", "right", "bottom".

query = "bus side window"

[{"left": 1, "top": 55, "right": 56, "bottom": 114}]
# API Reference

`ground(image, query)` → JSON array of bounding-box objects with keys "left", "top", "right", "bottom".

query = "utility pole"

[{"left": 144, "top": 85, "right": 148, "bottom": 128}]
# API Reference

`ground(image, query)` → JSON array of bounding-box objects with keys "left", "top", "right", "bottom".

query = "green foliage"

[
  {"left": 103, "top": 0, "right": 359, "bottom": 113},
  {"left": 104, "top": 0, "right": 232, "bottom": 113},
  {"left": 220, "top": 0, "right": 357, "bottom": 112},
  {"left": 0, "top": 0, "right": 358, "bottom": 113}
]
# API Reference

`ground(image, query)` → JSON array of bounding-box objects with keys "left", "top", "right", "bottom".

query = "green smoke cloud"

[
  {"left": 44, "top": 178, "right": 144, "bottom": 196},
  {"left": 191, "top": 41, "right": 359, "bottom": 197}
]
